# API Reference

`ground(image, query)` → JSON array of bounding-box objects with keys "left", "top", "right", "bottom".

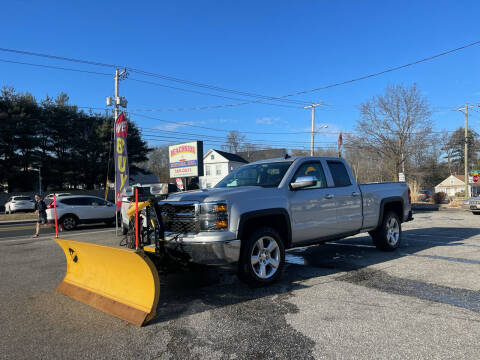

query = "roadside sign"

[
  {"left": 168, "top": 141, "right": 204, "bottom": 178},
  {"left": 176, "top": 177, "right": 184, "bottom": 190},
  {"left": 474, "top": 175, "right": 479, "bottom": 183},
  {"left": 398, "top": 172, "right": 405, "bottom": 182}
]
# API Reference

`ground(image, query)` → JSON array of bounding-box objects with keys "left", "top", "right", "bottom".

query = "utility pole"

[
  {"left": 457, "top": 103, "right": 480, "bottom": 198},
  {"left": 107, "top": 68, "right": 128, "bottom": 235},
  {"left": 464, "top": 103, "right": 468, "bottom": 198},
  {"left": 303, "top": 103, "right": 323, "bottom": 156}
]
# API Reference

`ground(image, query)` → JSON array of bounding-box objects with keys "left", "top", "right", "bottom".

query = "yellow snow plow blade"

[{"left": 54, "top": 238, "right": 160, "bottom": 326}]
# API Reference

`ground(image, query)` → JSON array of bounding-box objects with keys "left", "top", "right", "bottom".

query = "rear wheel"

[
  {"left": 238, "top": 227, "right": 285, "bottom": 287},
  {"left": 370, "top": 211, "right": 401, "bottom": 251},
  {"left": 62, "top": 215, "right": 77, "bottom": 231}
]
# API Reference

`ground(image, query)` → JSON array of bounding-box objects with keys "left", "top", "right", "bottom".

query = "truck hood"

[{"left": 164, "top": 186, "right": 265, "bottom": 203}]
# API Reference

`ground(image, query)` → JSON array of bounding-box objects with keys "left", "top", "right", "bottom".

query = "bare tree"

[
  {"left": 223, "top": 130, "right": 245, "bottom": 153},
  {"left": 147, "top": 146, "right": 170, "bottom": 182},
  {"left": 355, "top": 84, "right": 432, "bottom": 181},
  {"left": 439, "top": 129, "right": 454, "bottom": 174}
]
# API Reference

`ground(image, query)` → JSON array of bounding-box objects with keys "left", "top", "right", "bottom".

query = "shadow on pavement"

[{"left": 149, "top": 226, "right": 480, "bottom": 325}]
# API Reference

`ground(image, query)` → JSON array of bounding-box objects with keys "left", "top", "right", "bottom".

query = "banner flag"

[{"left": 115, "top": 113, "right": 129, "bottom": 209}]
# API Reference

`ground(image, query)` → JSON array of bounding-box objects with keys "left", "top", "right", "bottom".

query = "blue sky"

[{"left": 2, "top": 1, "right": 480, "bottom": 151}]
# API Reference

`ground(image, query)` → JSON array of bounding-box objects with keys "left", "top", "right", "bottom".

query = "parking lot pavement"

[{"left": 1, "top": 209, "right": 480, "bottom": 359}]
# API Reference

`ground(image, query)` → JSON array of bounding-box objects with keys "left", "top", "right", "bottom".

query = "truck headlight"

[{"left": 199, "top": 202, "right": 228, "bottom": 231}]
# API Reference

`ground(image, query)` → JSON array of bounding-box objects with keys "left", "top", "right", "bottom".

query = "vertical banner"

[
  {"left": 337, "top": 131, "right": 343, "bottom": 157},
  {"left": 115, "top": 113, "right": 129, "bottom": 210}
]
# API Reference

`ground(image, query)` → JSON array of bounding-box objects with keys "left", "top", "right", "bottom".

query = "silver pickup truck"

[{"left": 153, "top": 156, "right": 413, "bottom": 286}]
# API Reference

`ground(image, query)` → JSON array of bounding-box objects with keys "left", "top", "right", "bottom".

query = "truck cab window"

[
  {"left": 327, "top": 161, "right": 352, "bottom": 187},
  {"left": 292, "top": 162, "right": 327, "bottom": 189}
]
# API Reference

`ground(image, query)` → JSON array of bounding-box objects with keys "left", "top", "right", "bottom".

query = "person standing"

[{"left": 33, "top": 194, "right": 47, "bottom": 238}]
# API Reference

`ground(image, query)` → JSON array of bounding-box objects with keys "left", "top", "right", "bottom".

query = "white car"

[
  {"left": 4, "top": 196, "right": 35, "bottom": 214},
  {"left": 44, "top": 193, "right": 71, "bottom": 202},
  {"left": 46, "top": 195, "right": 116, "bottom": 230}
]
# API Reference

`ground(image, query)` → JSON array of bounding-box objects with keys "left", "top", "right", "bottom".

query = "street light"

[
  {"left": 28, "top": 167, "right": 42, "bottom": 195},
  {"left": 312, "top": 124, "right": 328, "bottom": 156}
]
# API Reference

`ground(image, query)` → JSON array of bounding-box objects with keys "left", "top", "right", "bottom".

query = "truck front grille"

[{"left": 159, "top": 202, "right": 198, "bottom": 234}]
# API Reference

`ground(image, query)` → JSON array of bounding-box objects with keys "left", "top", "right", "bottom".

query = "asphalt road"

[
  {"left": 1, "top": 210, "right": 480, "bottom": 359},
  {"left": 0, "top": 222, "right": 115, "bottom": 241}
]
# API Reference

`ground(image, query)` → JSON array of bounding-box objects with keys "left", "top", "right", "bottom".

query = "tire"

[
  {"left": 237, "top": 227, "right": 285, "bottom": 287},
  {"left": 370, "top": 211, "right": 401, "bottom": 251},
  {"left": 62, "top": 215, "right": 77, "bottom": 231}
]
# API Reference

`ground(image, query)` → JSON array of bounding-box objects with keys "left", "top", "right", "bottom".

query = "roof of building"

[
  {"left": 130, "top": 170, "right": 160, "bottom": 185},
  {"left": 237, "top": 148, "right": 287, "bottom": 163},
  {"left": 207, "top": 149, "right": 248, "bottom": 163}
]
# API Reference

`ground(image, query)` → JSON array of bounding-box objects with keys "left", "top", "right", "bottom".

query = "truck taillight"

[{"left": 408, "top": 188, "right": 411, "bottom": 204}]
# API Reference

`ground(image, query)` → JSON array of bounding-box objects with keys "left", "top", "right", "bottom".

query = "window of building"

[
  {"left": 211, "top": 154, "right": 214, "bottom": 160},
  {"left": 216, "top": 164, "right": 221, "bottom": 175},
  {"left": 206, "top": 165, "right": 211, "bottom": 176}
]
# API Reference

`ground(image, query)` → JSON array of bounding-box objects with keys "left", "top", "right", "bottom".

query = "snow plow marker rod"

[{"left": 53, "top": 238, "right": 160, "bottom": 326}]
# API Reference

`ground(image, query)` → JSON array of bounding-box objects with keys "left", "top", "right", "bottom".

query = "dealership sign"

[{"left": 169, "top": 141, "right": 204, "bottom": 178}]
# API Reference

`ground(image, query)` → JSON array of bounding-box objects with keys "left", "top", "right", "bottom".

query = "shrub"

[{"left": 432, "top": 192, "right": 448, "bottom": 204}]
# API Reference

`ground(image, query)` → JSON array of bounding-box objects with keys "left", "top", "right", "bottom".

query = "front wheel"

[
  {"left": 62, "top": 215, "right": 77, "bottom": 231},
  {"left": 370, "top": 211, "right": 401, "bottom": 251},
  {"left": 238, "top": 227, "right": 285, "bottom": 287}
]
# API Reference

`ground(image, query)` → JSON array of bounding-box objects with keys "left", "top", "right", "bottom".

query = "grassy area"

[{"left": 0, "top": 212, "right": 36, "bottom": 221}]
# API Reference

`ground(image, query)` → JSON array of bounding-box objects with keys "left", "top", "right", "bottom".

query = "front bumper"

[{"left": 162, "top": 232, "right": 241, "bottom": 265}]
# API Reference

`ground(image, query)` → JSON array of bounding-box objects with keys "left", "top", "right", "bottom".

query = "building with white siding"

[{"left": 199, "top": 149, "right": 248, "bottom": 189}]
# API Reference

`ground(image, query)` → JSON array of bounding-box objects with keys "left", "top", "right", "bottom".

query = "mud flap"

[{"left": 53, "top": 238, "right": 160, "bottom": 326}]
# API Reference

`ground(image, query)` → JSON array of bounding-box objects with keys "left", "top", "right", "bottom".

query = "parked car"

[
  {"left": 417, "top": 189, "right": 434, "bottom": 201},
  {"left": 45, "top": 195, "right": 116, "bottom": 230},
  {"left": 4, "top": 196, "right": 35, "bottom": 214},
  {"left": 149, "top": 156, "right": 413, "bottom": 286},
  {"left": 468, "top": 197, "right": 480, "bottom": 215},
  {"left": 44, "top": 193, "right": 71, "bottom": 203},
  {"left": 120, "top": 183, "right": 177, "bottom": 234}
]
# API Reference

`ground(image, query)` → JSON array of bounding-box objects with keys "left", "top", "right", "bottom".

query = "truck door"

[
  {"left": 288, "top": 161, "right": 338, "bottom": 244},
  {"left": 325, "top": 160, "right": 362, "bottom": 233}
]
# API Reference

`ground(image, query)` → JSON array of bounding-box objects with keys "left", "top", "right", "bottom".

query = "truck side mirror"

[{"left": 290, "top": 176, "right": 317, "bottom": 190}]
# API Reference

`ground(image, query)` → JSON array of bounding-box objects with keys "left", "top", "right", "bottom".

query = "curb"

[{"left": 0, "top": 219, "right": 37, "bottom": 225}]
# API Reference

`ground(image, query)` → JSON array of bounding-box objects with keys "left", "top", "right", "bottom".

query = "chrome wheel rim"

[
  {"left": 63, "top": 217, "right": 75, "bottom": 230},
  {"left": 251, "top": 236, "right": 280, "bottom": 279},
  {"left": 386, "top": 217, "right": 399, "bottom": 246}
]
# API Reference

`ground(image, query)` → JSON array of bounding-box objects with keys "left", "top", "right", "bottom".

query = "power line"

[
  {"left": 0, "top": 57, "right": 301, "bottom": 110},
  {"left": 0, "top": 58, "right": 111, "bottom": 76},
  {"left": 0, "top": 47, "right": 310, "bottom": 106},
  {"left": 2, "top": 40, "right": 479, "bottom": 109},
  {"left": 127, "top": 78, "right": 300, "bottom": 109}
]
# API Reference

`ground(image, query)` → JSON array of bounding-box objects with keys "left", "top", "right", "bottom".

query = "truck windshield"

[{"left": 215, "top": 162, "right": 292, "bottom": 188}]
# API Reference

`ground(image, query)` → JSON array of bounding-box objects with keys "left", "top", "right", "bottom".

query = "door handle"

[
  {"left": 352, "top": 192, "right": 360, "bottom": 197},
  {"left": 324, "top": 194, "right": 334, "bottom": 199}
]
